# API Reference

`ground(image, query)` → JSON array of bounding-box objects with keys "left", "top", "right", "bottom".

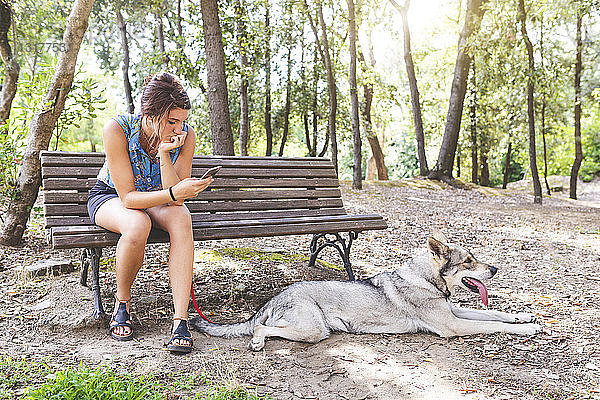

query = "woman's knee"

[
  {"left": 162, "top": 206, "right": 193, "bottom": 234},
  {"left": 120, "top": 211, "right": 152, "bottom": 243}
]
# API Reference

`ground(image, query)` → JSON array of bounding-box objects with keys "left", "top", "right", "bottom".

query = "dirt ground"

[{"left": 1, "top": 178, "right": 600, "bottom": 399}]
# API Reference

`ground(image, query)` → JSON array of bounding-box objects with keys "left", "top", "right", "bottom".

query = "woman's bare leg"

[
  {"left": 94, "top": 197, "right": 152, "bottom": 337},
  {"left": 145, "top": 203, "right": 194, "bottom": 346}
]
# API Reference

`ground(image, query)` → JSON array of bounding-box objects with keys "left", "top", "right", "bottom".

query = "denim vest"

[{"left": 96, "top": 114, "right": 188, "bottom": 192}]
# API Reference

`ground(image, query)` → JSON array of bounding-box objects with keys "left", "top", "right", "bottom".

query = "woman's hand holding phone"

[{"left": 171, "top": 177, "right": 213, "bottom": 201}]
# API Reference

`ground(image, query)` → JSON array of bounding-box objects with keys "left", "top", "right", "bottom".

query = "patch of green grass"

[
  {"left": 24, "top": 364, "right": 165, "bottom": 400},
  {"left": 0, "top": 355, "right": 269, "bottom": 400},
  {"left": 219, "top": 247, "right": 343, "bottom": 272},
  {"left": 219, "top": 247, "right": 305, "bottom": 263},
  {"left": 0, "top": 356, "right": 51, "bottom": 399}
]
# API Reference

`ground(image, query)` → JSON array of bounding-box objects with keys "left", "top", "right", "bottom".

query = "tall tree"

[
  {"left": 0, "top": 0, "right": 96, "bottom": 245},
  {"left": 469, "top": 62, "right": 478, "bottom": 184},
  {"left": 300, "top": 29, "right": 314, "bottom": 156},
  {"left": 428, "top": 0, "right": 488, "bottom": 182},
  {"left": 264, "top": 2, "right": 273, "bottom": 156},
  {"left": 348, "top": 0, "right": 362, "bottom": 189},
  {"left": 517, "top": 0, "right": 542, "bottom": 204},
  {"left": 155, "top": 7, "right": 168, "bottom": 69},
  {"left": 236, "top": 0, "right": 249, "bottom": 156},
  {"left": 358, "top": 35, "right": 388, "bottom": 181},
  {"left": 302, "top": 0, "right": 338, "bottom": 172},
  {"left": 570, "top": 5, "right": 583, "bottom": 200},
  {"left": 201, "top": 0, "right": 234, "bottom": 155},
  {"left": 539, "top": 17, "right": 551, "bottom": 194},
  {"left": 389, "top": 0, "right": 428, "bottom": 176},
  {"left": 279, "top": 45, "right": 293, "bottom": 157},
  {"left": 115, "top": 5, "right": 134, "bottom": 113},
  {"left": 0, "top": 0, "right": 19, "bottom": 125},
  {"left": 357, "top": 5, "right": 388, "bottom": 181}
]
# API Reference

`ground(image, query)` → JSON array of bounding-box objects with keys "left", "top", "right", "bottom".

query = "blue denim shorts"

[{"left": 87, "top": 180, "right": 118, "bottom": 224}]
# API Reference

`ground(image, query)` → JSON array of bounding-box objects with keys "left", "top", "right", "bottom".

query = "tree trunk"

[
  {"left": 177, "top": 0, "right": 183, "bottom": 43},
  {"left": 0, "top": 0, "right": 19, "bottom": 125},
  {"left": 155, "top": 9, "right": 169, "bottom": 69},
  {"left": 357, "top": 17, "right": 388, "bottom": 180},
  {"left": 348, "top": 0, "right": 361, "bottom": 189},
  {"left": 302, "top": 0, "right": 337, "bottom": 171},
  {"left": 502, "top": 141, "right": 512, "bottom": 189},
  {"left": 115, "top": 7, "right": 134, "bottom": 114},
  {"left": 279, "top": 46, "right": 292, "bottom": 157},
  {"left": 518, "top": 0, "right": 542, "bottom": 204},
  {"left": 428, "top": 0, "right": 487, "bottom": 181},
  {"left": 300, "top": 31, "right": 313, "bottom": 157},
  {"left": 541, "top": 98, "right": 551, "bottom": 195},
  {"left": 236, "top": 0, "right": 249, "bottom": 156},
  {"left": 539, "top": 16, "right": 551, "bottom": 195},
  {"left": 318, "top": 3, "right": 337, "bottom": 171},
  {"left": 264, "top": 4, "right": 272, "bottom": 156},
  {"left": 0, "top": 0, "right": 95, "bottom": 246},
  {"left": 480, "top": 151, "right": 490, "bottom": 186},
  {"left": 470, "top": 63, "right": 478, "bottom": 184},
  {"left": 570, "top": 8, "right": 583, "bottom": 200},
  {"left": 390, "top": 0, "right": 428, "bottom": 176},
  {"left": 201, "top": 0, "right": 234, "bottom": 155}
]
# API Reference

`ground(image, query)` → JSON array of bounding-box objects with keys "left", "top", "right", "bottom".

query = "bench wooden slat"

[
  {"left": 44, "top": 198, "right": 345, "bottom": 217},
  {"left": 43, "top": 188, "right": 342, "bottom": 204},
  {"left": 52, "top": 217, "right": 387, "bottom": 249},
  {"left": 41, "top": 166, "right": 338, "bottom": 179},
  {"left": 41, "top": 154, "right": 334, "bottom": 169},
  {"left": 51, "top": 214, "right": 385, "bottom": 235},
  {"left": 44, "top": 208, "right": 349, "bottom": 228},
  {"left": 41, "top": 150, "right": 330, "bottom": 163},
  {"left": 42, "top": 177, "right": 341, "bottom": 191}
]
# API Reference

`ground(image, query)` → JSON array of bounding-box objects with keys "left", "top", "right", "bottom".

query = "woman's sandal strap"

[
  {"left": 110, "top": 301, "right": 133, "bottom": 341},
  {"left": 166, "top": 320, "right": 193, "bottom": 353}
]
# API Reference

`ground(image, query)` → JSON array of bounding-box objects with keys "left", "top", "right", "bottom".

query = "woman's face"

[{"left": 157, "top": 107, "right": 189, "bottom": 142}]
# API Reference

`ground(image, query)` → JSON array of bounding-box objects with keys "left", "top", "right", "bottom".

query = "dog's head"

[{"left": 427, "top": 232, "right": 497, "bottom": 305}]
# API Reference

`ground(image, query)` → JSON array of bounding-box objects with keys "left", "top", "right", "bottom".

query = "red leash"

[{"left": 191, "top": 282, "right": 213, "bottom": 323}]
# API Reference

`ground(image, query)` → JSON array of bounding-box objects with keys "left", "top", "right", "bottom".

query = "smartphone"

[{"left": 200, "top": 166, "right": 222, "bottom": 179}]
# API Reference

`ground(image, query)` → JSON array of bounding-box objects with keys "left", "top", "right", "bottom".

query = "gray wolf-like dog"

[{"left": 190, "top": 233, "right": 542, "bottom": 351}]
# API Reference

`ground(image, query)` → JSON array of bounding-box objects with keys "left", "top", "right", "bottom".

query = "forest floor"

[{"left": 1, "top": 176, "right": 600, "bottom": 399}]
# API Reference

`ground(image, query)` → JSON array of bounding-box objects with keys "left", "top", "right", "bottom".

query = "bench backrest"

[{"left": 40, "top": 151, "right": 347, "bottom": 230}]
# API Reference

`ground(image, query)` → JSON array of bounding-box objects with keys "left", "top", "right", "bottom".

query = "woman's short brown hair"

[{"left": 140, "top": 72, "right": 191, "bottom": 120}]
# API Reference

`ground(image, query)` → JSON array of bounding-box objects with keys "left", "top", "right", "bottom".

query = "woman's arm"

[
  {"left": 159, "top": 127, "right": 200, "bottom": 205},
  {"left": 104, "top": 119, "right": 173, "bottom": 209},
  {"left": 159, "top": 127, "right": 195, "bottom": 187}
]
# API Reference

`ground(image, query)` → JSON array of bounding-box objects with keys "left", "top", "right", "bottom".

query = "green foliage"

[
  {"left": 0, "top": 125, "right": 26, "bottom": 195},
  {"left": 0, "top": 355, "right": 268, "bottom": 400},
  {"left": 51, "top": 69, "right": 107, "bottom": 151},
  {"left": 25, "top": 364, "right": 164, "bottom": 400},
  {"left": 0, "top": 355, "right": 50, "bottom": 398},
  {"left": 580, "top": 112, "right": 600, "bottom": 181}
]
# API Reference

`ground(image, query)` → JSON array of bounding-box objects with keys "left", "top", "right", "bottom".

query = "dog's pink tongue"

[{"left": 469, "top": 278, "right": 489, "bottom": 306}]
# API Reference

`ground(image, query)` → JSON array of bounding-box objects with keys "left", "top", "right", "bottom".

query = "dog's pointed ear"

[
  {"left": 428, "top": 236, "right": 450, "bottom": 258},
  {"left": 431, "top": 229, "right": 448, "bottom": 245}
]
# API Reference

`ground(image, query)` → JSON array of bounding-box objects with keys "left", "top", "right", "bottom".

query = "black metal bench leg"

[
  {"left": 81, "top": 247, "right": 106, "bottom": 320},
  {"left": 308, "top": 232, "right": 358, "bottom": 281},
  {"left": 79, "top": 248, "right": 89, "bottom": 287}
]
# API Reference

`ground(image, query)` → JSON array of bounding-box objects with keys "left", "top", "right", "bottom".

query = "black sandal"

[
  {"left": 166, "top": 319, "right": 193, "bottom": 354},
  {"left": 110, "top": 297, "right": 133, "bottom": 341}
]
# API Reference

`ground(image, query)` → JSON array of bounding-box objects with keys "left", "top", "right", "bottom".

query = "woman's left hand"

[{"left": 158, "top": 133, "right": 187, "bottom": 154}]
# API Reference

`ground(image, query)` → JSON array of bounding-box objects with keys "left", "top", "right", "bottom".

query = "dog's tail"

[{"left": 189, "top": 315, "right": 256, "bottom": 338}]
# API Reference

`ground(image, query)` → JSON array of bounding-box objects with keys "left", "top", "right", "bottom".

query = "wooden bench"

[{"left": 40, "top": 150, "right": 388, "bottom": 319}]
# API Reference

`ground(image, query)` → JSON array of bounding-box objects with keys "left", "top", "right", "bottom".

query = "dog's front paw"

[
  {"left": 510, "top": 323, "right": 543, "bottom": 336},
  {"left": 248, "top": 337, "right": 265, "bottom": 352},
  {"left": 512, "top": 312, "right": 536, "bottom": 324}
]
